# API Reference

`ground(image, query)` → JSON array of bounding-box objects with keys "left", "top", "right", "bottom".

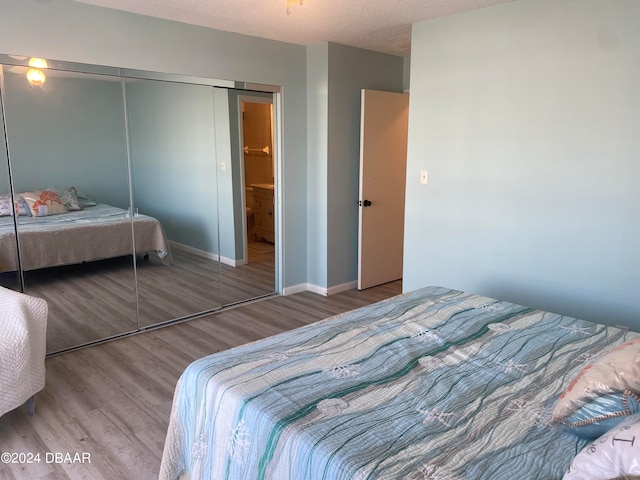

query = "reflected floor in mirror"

[
  {"left": 136, "top": 243, "right": 276, "bottom": 329},
  {"left": 225, "top": 241, "right": 275, "bottom": 304},
  {"left": 20, "top": 244, "right": 275, "bottom": 353},
  {"left": 22, "top": 257, "right": 137, "bottom": 354}
]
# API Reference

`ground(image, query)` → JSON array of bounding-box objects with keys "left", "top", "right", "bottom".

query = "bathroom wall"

[{"left": 243, "top": 102, "right": 274, "bottom": 187}]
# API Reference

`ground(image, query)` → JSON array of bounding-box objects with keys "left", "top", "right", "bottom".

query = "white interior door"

[{"left": 358, "top": 89, "right": 409, "bottom": 290}]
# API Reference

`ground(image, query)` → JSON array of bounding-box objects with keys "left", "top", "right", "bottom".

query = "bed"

[
  {"left": 0, "top": 203, "right": 172, "bottom": 272},
  {"left": 159, "top": 286, "right": 640, "bottom": 480}
]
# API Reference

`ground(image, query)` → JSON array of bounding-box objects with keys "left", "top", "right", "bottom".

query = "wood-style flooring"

[
  {"left": 0, "top": 280, "right": 401, "bottom": 480},
  {"left": 20, "top": 242, "right": 276, "bottom": 354}
]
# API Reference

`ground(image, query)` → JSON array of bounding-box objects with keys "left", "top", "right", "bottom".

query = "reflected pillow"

[
  {"left": 553, "top": 337, "right": 640, "bottom": 438},
  {"left": 0, "top": 194, "right": 31, "bottom": 217},
  {"left": 76, "top": 190, "right": 97, "bottom": 208},
  {"left": 55, "top": 186, "right": 82, "bottom": 211},
  {"left": 563, "top": 412, "right": 640, "bottom": 479},
  {"left": 21, "top": 190, "right": 68, "bottom": 217}
]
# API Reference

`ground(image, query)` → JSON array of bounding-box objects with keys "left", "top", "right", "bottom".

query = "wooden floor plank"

[{"left": 0, "top": 281, "right": 401, "bottom": 480}]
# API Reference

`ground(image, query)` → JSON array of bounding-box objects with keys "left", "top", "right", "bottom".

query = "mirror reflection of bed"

[{"left": 0, "top": 56, "right": 277, "bottom": 354}]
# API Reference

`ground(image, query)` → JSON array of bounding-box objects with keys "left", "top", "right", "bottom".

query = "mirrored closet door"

[
  {"left": 0, "top": 54, "right": 278, "bottom": 354},
  {"left": 125, "top": 77, "right": 223, "bottom": 327}
]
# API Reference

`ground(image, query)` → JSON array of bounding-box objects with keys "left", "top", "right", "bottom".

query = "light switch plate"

[{"left": 420, "top": 170, "right": 429, "bottom": 184}]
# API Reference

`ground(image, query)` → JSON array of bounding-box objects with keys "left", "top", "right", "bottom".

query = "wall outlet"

[{"left": 420, "top": 170, "right": 429, "bottom": 184}]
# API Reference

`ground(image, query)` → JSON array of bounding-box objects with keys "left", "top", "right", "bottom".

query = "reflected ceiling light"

[
  {"left": 26, "top": 68, "right": 46, "bottom": 86},
  {"left": 26, "top": 58, "right": 48, "bottom": 87},
  {"left": 286, "top": 0, "right": 303, "bottom": 15}
]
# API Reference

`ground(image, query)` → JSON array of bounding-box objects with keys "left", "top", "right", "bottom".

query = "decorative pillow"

[
  {"left": 55, "top": 186, "right": 82, "bottom": 211},
  {"left": 563, "top": 412, "right": 640, "bottom": 479},
  {"left": 76, "top": 190, "right": 97, "bottom": 208},
  {"left": 0, "top": 194, "right": 31, "bottom": 216},
  {"left": 21, "top": 190, "right": 68, "bottom": 217},
  {"left": 553, "top": 337, "right": 640, "bottom": 438}
]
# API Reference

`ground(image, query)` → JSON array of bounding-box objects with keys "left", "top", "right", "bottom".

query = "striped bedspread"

[{"left": 160, "top": 286, "right": 638, "bottom": 479}]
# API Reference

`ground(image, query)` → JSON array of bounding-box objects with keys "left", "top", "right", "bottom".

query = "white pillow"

[
  {"left": 0, "top": 194, "right": 31, "bottom": 216},
  {"left": 563, "top": 412, "right": 640, "bottom": 479}
]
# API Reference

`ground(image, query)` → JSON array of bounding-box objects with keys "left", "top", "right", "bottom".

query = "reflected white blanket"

[{"left": 0, "top": 286, "right": 47, "bottom": 417}]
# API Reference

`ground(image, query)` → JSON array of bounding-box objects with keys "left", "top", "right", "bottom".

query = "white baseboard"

[
  {"left": 282, "top": 283, "right": 309, "bottom": 296},
  {"left": 283, "top": 281, "right": 358, "bottom": 297},
  {"left": 306, "top": 283, "right": 328, "bottom": 296},
  {"left": 326, "top": 281, "right": 358, "bottom": 296},
  {"left": 169, "top": 241, "right": 244, "bottom": 267}
]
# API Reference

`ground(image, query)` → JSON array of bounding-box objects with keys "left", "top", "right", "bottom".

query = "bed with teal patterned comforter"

[{"left": 160, "top": 286, "right": 637, "bottom": 479}]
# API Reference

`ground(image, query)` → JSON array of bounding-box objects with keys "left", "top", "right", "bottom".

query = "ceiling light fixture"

[
  {"left": 286, "top": 0, "right": 303, "bottom": 15},
  {"left": 26, "top": 58, "right": 48, "bottom": 87},
  {"left": 28, "top": 58, "right": 48, "bottom": 69}
]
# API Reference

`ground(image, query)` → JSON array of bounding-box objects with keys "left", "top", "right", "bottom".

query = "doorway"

[{"left": 238, "top": 95, "right": 275, "bottom": 268}]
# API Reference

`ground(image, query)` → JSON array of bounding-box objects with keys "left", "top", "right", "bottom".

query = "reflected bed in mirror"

[{"left": 1, "top": 192, "right": 171, "bottom": 271}]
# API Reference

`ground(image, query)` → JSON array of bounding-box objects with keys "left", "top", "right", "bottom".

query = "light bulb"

[
  {"left": 26, "top": 68, "right": 46, "bottom": 86},
  {"left": 28, "top": 58, "right": 48, "bottom": 69}
]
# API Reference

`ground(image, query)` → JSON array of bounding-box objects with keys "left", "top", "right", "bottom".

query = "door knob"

[{"left": 359, "top": 199, "right": 372, "bottom": 207}]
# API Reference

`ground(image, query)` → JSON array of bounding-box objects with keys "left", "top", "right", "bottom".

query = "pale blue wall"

[
  {"left": 404, "top": 0, "right": 640, "bottom": 328},
  {"left": 0, "top": 0, "right": 307, "bottom": 289},
  {"left": 306, "top": 42, "right": 404, "bottom": 290},
  {"left": 125, "top": 79, "right": 220, "bottom": 254},
  {"left": 226, "top": 89, "right": 247, "bottom": 260},
  {"left": 2, "top": 70, "right": 130, "bottom": 207},
  {"left": 213, "top": 87, "right": 236, "bottom": 262},
  {"left": 403, "top": 56, "right": 411, "bottom": 92},
  {"left": 326, "top": 43, "right": 404, "bottom": 287},
  {"left": 306, "top": 43, "right": 329, "bottom": 289}
]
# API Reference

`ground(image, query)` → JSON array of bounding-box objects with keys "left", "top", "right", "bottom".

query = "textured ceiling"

[{"left": 72, "top": 0, "right": 510, "bottom": 56}]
